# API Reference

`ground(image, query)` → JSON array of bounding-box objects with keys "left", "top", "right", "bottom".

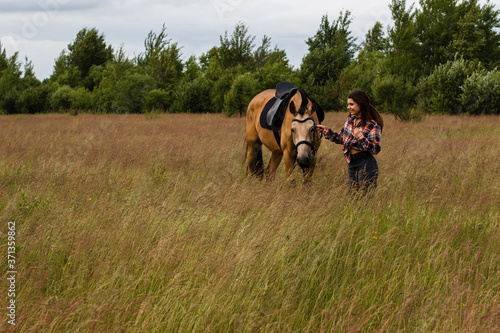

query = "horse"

[{"left": 245, "top": 86, "right": 323, "bottom": 180}]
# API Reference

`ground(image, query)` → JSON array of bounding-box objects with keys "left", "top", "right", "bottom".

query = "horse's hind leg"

[
  {"left": 265, "top": 150, "right": 283, "bottom": 180},
  {"left": 246, "top": 141, "right": 264, "bottom": 178}
]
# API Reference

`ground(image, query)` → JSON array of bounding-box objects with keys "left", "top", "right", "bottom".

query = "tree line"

[{"left": 1, "top": 0, "right": 499, "bottom": 119}]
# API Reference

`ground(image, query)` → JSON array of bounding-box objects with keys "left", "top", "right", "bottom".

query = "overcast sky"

[{"left": 0, "top": 0, "right": 496, "bottom": 80}]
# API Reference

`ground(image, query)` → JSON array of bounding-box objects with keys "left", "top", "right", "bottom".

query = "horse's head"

[{"left": 289, "top": 99, "right": 319, "bottom": 169}]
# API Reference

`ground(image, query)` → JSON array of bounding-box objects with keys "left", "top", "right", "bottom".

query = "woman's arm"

[
  {"left": 353, "top": 122, "right": 381, "bottom": 154},
  {"left": 317, "top": 125, "right": 343, "bottom": 144}
]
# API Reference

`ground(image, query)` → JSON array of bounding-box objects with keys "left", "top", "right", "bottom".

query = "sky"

[{"left": 0, "top": 0, "right": 493, "bottom": 81}]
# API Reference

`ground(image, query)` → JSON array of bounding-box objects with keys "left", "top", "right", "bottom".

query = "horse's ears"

[
  {"left": 290, "top": 100, "right": 316, "bottom": 115},
  {"left": 289, "top": 101, "right": 298, "bottom": 116},
  {"left": 310, "top": 102, "right": 317, "bottom": 115}
]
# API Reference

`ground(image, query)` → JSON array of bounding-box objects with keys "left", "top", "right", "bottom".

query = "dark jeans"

[{"left": 347, "top": 154, "right": 379, "bottom": 190}]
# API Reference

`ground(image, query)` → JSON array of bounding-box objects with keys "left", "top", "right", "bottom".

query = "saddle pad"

[{"left": 259, "top": 97, "right": 279, "bottom": 131}]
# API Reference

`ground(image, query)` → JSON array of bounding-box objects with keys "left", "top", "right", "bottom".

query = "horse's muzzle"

[
  {"left": 295, "top": 140, "right": 315, "bottom": 169},
  {"left": 297, "top": 156, "right": 312, "bottom": 169}
]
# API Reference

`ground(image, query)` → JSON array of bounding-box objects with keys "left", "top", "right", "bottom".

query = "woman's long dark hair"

[{"left": 348, "top": 90, "right": 384, "bottom": 131}]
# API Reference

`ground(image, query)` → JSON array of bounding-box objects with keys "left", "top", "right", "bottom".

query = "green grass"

[{"left": 1, "top": 113, "right": 499, "bottom": 332}]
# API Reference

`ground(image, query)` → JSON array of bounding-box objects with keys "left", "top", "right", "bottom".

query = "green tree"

[
  {"left": 67, "top": 28, "right": 113, "bottom": 80},
  {"left": 0, "top": 52, "right": 22, "bottom": 114},
  {"left": 223, "top": 72, "right": 259, "bottom": 117},
  {"left": 0, "top": 41, "right": 9, "bottom": 74},
  {"left": 386, "top": 0, "right": 420, "bottom": 79},
  {"left": 300, "top": 11, "right": 358, "bottom": 110},
  {"left": 183, "top": 55, "right": 201, "bottom": 83},
  {"left": 0, "top": 40, "right": 47, "bottom": 114},
  {"left": 50, "top": 50, "right": 81, "bottom": 87},
  {"left": 474, "top": 0, "right": 500, "bottom": 68},
  {"left": 414, "top": 0, "right": 499, "bottom": 71},
  {"left": 387, "top": 0, "right": 500, "bottom": 75},
  {"left": 252, "top": 35, "right": 289, "bottom": 71},
  {"left": 93, "top": 50, "right": 136, "bottom": 113},
  {"left": 415, "top": 0, "right": 460, "bottom": 70},
  {"left": 138, "top": 24, "right": 183, "bottom": 91},
  {"left": 361, "top": 21, "right": 386, "bottom": 54},
  {"left": 445, "top": 3, "right": 485, "bottom": 61},
  {"left": 197, "top": 22, "right": 293, "bottom": 113},
  {"left": 218, "top": 22, "right": 255, "bottom": 69},
  {"left": 338, "top": 21, "right": 388, "bottom": 105},
  {"left": 199, "top": 23, "right": 261, "bottom": 113},
  {"left": 254, "top": 61, "right": 294, "bottom": 91},
  {"left": 50, "top": 28, "right": 112, "bottom": 90},
  {"left": 253, "top": 35, "right": 273, "bottom": 69},
  {"left": 333, "top": 52, "right": 385, "bottom": 109},
  {"left": 302, "top": 12, "right": 358, "bottom": 83},
  {"left": 16, "top": 60, "right": 46, "bottom": 113}
]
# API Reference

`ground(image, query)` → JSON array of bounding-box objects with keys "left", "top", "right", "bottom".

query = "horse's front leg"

[
  {"left": 265, "top": 150, "right": 283, "bottom": 180},
  {"left": 283, "top": 150, "right": 297, "bottom": 178}
]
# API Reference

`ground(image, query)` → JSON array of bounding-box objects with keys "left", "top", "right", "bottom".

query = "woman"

[{"left": 317, "top": 90, "right": 384, "bottom": 190}]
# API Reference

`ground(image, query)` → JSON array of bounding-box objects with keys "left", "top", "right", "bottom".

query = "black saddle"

[
  {"left": 260, "top": 82, "right": 298, "bottom": 132},
  {"left": 275, "top": 81, "right": 296, "bottom": 99}
]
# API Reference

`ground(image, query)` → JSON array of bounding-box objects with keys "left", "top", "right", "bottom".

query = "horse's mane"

[{"left": 296, "top": 90, "right": 309, "bottom": 116}]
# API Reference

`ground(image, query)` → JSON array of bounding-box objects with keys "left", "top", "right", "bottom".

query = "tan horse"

[{"left": 245, "top": 88, "right": 322, "bottom": 180}]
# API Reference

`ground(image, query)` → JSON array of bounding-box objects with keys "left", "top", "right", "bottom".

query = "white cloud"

[{"left": 0, "top": 0, "right": 424, "bottom": 79}]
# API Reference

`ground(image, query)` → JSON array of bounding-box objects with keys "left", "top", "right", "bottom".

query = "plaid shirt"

[{"left": 324, "top": 116, "right": 381, "bottom": 163}]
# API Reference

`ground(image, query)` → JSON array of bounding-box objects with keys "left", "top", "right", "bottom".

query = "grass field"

[{"left": 1, "top": 112, "right": 499, "bottom": 332}]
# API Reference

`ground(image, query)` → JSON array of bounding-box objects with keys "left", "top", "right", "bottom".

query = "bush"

[
  {"left": 83, "top": 65, "right": 104, "bottom": 91},
  {"left": 223, "top": 72, "right": 259, "bottom": 117},
  {"left": 372, "top": 74, "right": 419, "bottom": 120},
  {"left": 72, "top": 87, "right": 94, "bottom": 111},
  {"left": 460, "top": 69, "right": 500, "bottom": 115},
  {"left": 302, "top": 78, "right": 339, "bottom": 112},
  {"left": 210, "top": 71, "right": 235, "bottom": 113},
  {"left": 172, "top": 77, "right": 212, "bottom": 113},
  {"left": 143, "top": 89, "right": 171, "bottom": 112},
  {"left": 17, "top": 85, "right": 49, "bottom": 113},
  {"left": 49, "top": 85, "right": 74, "bottom": 111},
  {"left": 110, "top": 73, "right": 154, "bottom": 113},
  {"left": 0, "top": 89, "right": 20, "bottom": 114},
  {"left": 417, "top": 58, "right": 483, "bottom": 114},
  {"left": 253, "top": 61, "right": 293, "bottom": 91}
]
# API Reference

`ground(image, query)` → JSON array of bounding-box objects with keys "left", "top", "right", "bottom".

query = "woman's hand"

[
  {"left": 316, "top": 124, "right": 329, "bottom": 136},
  {"left": 353, "top": 126, "right": 361, "bottom": 138}
]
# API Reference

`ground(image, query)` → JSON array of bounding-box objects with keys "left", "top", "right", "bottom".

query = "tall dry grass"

[{"left": 1, "top": 113, "right": 499, "bottom": 332}]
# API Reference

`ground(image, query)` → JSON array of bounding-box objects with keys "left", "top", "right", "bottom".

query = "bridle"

[
  {"left": 291, "top": 115, "right": 321, "bottom": 157},
  {"left": 287, "top": 90, "right": 324, "bottom": 174}
]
